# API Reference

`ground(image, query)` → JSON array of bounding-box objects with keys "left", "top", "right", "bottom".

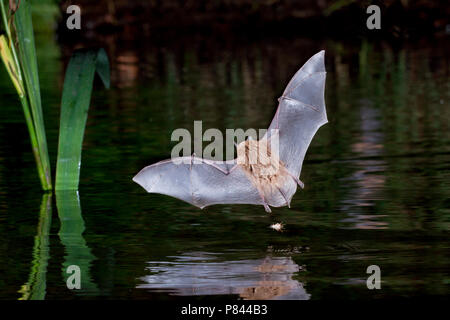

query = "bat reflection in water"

[{"left": 133, "top": 51, "right": 328, "bottom": 212}]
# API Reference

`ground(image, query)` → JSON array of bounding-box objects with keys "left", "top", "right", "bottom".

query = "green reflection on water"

[
  {"left": 18, "top": 194, "right": 52, "bottom": 300},
  {"left": 0, "top": 23, "right": 449, "bottom": 299},
  {"left": 56, "top": 191, "right": 98, "bottom": 296}
]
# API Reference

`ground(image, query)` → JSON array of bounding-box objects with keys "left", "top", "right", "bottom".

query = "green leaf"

[
  {"left": 14, "top": 0, "right": 52, "bottom": 189},
  {"left": 95, "top": 48, "right": 110, "bottom": 89},
  {"left": 0, "top": 34, "right": 24, "bottom": 96},
  {"left": 55, "top": 48, "right": 110, "bottom": 191}
]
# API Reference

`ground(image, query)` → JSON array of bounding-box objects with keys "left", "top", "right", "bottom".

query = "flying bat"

[{"left": 133, "top": 50, "right": 328, "bottom": 212}]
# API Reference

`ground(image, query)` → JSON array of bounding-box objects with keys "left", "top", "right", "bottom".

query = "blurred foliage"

[
  {"left": 31, "top": 0, "right": 60, "bottom": 33},
  {"left": 57, "top": 0, "right": 449, "bottom": 38}
]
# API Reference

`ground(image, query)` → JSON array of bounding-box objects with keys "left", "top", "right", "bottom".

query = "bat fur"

[{"left": 236, "top": 139, "right": 296, "bottom": 212}]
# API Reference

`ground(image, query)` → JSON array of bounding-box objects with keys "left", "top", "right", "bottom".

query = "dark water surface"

[{"left": 0, "top": 31, "right": 449, "bottom": 299}]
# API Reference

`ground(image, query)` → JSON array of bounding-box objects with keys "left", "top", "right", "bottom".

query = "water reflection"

[
  {"left": 18, "top": 194, "right": 52, "bottom": 300},
  {"left": 335, "top": 41, "right": 389, "bottom": 230},
  {"left": 1, "top": 18, "right": 449, "bottom": 299},
  {"left": 116, "top": 52, "right": 139, "bottom": 88},
  {"left": 56, "top": 191, "right": 99, "bottom": 296},
  {"left": 138, "top": 252, "right": 310, "bottom": 300},
  {"left": 339, "top": 102, "right": 388, "bottom": 229}
]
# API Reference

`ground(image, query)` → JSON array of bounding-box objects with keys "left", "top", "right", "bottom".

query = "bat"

[{"left": 133, "top": 50, "right": 328, "bottom": 213}]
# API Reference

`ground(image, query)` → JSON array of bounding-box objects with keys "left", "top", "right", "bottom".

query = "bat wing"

[
  {"left": 134, "top": 51, "right": 328, "bottom": 211},
  {"left": 133, "top": 157, "right": 264, "bottom": 209},
  {"left": 265, "top": 50, "right": 328, "bottom": 181}
]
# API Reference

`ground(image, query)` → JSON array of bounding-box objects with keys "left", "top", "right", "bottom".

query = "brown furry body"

[{"left": 236, "top": 139, "right": 290, "bottom": 207}]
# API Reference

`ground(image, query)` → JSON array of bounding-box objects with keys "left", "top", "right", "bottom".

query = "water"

[{"left": 0, "top": 32, "right": 449, "bottom": 299}]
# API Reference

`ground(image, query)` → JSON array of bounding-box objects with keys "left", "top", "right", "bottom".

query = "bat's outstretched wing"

[
  {"left": 133, "top": 157, "right": 264, "bottom": 209},
  {"left": 265, "top": 50, "right": 327, "bottom": 180},
  {"left": 134, "top": 51, "right": 327, "bottom": 211}
]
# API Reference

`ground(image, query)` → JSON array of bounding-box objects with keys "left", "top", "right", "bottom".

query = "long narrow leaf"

[
  {"left": 14, "top": 0, "right": 52, "bottom": 189},
  {"left": 55, "top": 48, "right": 110, "bottom": 191},
  {"left": 94, "top": 48, "right": 110, "bottom": 89},
  {"left": 1, "top": 0, "right": 49, "bottom": 189}
]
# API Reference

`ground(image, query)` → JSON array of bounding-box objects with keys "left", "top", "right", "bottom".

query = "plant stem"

[
  {"left": 13, "top": 0, "right": 52, "bottom": 190},
  {"left": 19, "top": 95, "right": 48, "bottom": 189},
  {"left": 1, "top": 0, "right": 51, "bottom": 190}
]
